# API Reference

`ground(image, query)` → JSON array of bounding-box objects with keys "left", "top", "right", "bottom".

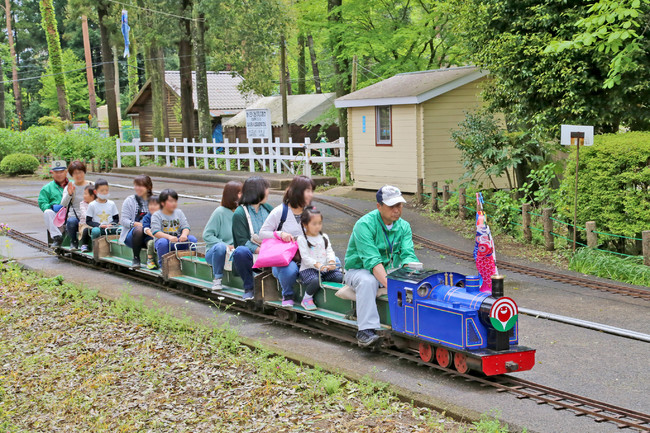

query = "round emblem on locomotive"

[{"left": 489, "top": 297, "right": 518, "bottom": 332}]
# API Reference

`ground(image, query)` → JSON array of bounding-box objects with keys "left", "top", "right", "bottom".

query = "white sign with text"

[{"left": 246, "top": 109, "right": 272, "bottom": 140}]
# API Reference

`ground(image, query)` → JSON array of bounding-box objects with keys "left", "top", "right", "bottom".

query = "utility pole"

[
  {"left": 5, "top": 0, "right": 22, "bottom": 126},
  {"left": 81, "top": 16, "right": 98, "bottom": 127},
  {"left": 351, "top": 55, "right": 358, "bottom": 92},
  {"left": 280, "top": 35, "right": 289, "bottom": 142}
]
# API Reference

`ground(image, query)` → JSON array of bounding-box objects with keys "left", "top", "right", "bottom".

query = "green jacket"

[
  {"left": 344, "top": 209, "right": 418, "bottom": 271},
  {"left": 38, "top": 180, "right": 65, "bottom": 212},
  {"left": 203, "top": 206, "right": 235, "bottom": 249},
  {"left": 232, "top": 203, "right": 273, "bottom": 252}
]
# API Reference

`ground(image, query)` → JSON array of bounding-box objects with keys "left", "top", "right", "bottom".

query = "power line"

[{"left": 106, "top": 0, "right": 204, "bottom": 22}]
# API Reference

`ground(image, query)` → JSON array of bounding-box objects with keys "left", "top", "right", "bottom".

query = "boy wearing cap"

[
  {"left": 344, "top": 185, "right": 419, "bottom": 347},
  {"left": 38, "top": 160, "right": 69, "bottom": 248}
]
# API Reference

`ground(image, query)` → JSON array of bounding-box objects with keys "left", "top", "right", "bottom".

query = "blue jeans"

[
  {"left": 272, "top": 261, "right": 299, "bottom": 300},
  {"left": 232, "top": 246, "right": 254, "bottom": 292},
  {"left": 205, "top": 242, "right": 228, "bottom": 279},
  {"left": 154, "top": 235, "right": 198, "bottom": 267},
  {"left": 66, "top": 217, "right": 79, "bottom": 244}
]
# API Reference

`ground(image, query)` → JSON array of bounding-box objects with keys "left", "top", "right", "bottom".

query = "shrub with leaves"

[
  {"left": 19, "top": 125, "right": 63, "bottom": 158},
  {"left": 0, "top": 153, "right": 41, "bottom": 175},
  {"left": 557, "top": 131, "right": 650, "bottom": 242},
  {"left": 0, "top": 129, "right": 22, "bottom": 162},
  {"left": 48, "top": 128, "right": 116, "bottom": 162}
]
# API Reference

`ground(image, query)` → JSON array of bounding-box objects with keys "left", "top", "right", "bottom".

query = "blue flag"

[{"left": 121, "top": 9, "right": 130, "bottom": 58}]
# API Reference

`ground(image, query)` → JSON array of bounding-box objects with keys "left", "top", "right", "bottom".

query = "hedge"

[{"left": 1, "top": 153, "right": 41, "bottom": 176}]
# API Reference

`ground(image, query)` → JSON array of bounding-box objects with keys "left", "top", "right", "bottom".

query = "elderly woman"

[
  {"left": 259, "top": 175, "right": 315, "bottom": 307},
  {"left": 60, "top": 160, "right": 94, "bottom": 250},
  {"left": 120, "top": 174, "right": 153, "bottom": 269},
  {"left": 203, "top": 181, "right": 242, "bottom": 293},
  {"left": 231, "top": 176, "right": 272, "bottom": 300}
]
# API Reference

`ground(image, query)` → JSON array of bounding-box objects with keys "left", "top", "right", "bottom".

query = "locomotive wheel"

[
  {"left": 453, "top": 353, "right": 469, "bottom": 374},
  {"left": 435, "top": 347, "right": 453, "bottom": 368},
  {"left": 418, "top": 343, "right": 435, "bottom": 363}
]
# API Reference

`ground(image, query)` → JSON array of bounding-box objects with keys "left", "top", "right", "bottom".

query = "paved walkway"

[{"left": 111, "top": 166, "right": 338, "bottom": 189}]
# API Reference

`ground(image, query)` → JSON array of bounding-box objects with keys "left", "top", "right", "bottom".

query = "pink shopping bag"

[{"left": 253, "top": 234, "right": 298, "bottom": 268}]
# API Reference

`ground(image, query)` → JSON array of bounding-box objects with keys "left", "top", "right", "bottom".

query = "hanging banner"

[{"left": 121, "top": 9, "right": 130, "bottom": 58}]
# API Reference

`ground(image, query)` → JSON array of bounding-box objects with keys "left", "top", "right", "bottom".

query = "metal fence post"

[
  {"left": 586, "top": 221, "right": 597, "bottom": 248},
  {"left": 543, "top": 208, "right": 554, "bottom": 251},
  {"left": 442, "top": 185, "right": 450, "bottom": 209},
  {"left": 643, "top": 231, "right": 650, "bottom": 266},
  {"left": 458, "top": 187, "right": 467, "bottom": 219},
  {"left": 522, "top": 203, "right": 532, "bottom": 243}
]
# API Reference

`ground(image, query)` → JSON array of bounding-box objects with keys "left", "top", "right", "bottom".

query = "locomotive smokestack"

[{"left": 491, "top": 275, "right": 504, "bottom": 297}]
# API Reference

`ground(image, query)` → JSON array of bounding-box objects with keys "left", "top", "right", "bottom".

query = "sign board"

[
  {"left": 560, "top": 124, "right": 594, "bottom": 146},
  {"left": 246, "top": 109, "right": 272, "bottom": 141}
]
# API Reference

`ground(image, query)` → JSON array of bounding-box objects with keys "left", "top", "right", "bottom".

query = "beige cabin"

[{"left": 335, "top": 66, "right": 507, "bottom": 193}]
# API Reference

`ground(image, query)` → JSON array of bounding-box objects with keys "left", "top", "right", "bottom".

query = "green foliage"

[
  {"left": 48, "top": 128, "right": 117, "bottom": 162},
  {"left": 557, "top": 132, "right": 650, "bottom": 241},
  {"left": 38, "top": 50, "right": 93, "bottom": 121},
  {"left": 37, "top": 115, "right": 70, "bottom": 132},
  {"left": 19, "top": 125, "right": 64, "bottom": 158},
  {"left": 0, "top": 153, "right": 41, "bottom": 175},
  {"left": 452, "top": 110, "right": 544, "bottom": 190},
  {"left": 448, "top": 0, "right": 650, "bottom": 134},
  {"left": 0, "top": 129, "right": 23, "bottom": 162},
  {"left": 517, "top": 162, "right": 560, "bottom": 207},
  {"left": 40, "top": 0, "right": 70, "bottom": 119},
  {"left": 546, "top": 0, "right": 650, "bottom": 89},
  {"left": 570, "top": 248, "right": 650, "bottom": 287}
]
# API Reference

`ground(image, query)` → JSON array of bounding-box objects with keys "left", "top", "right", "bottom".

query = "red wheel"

[
  {"left": 453, "top": 353, "right": 469, "bottom": 374},
  {"left": 436, "top": 347, "right": 453, "bottom": 368},
  {"left": 418, "top": 342, "right": 434, "bottom": 363}
]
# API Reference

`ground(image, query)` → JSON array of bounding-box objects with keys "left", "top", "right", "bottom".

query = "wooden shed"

[
  {"left": 126, "top": 71, "right": 259, "bottom": 142},
  {"left": 222, "top": 93, "right": 340, "bottom": 142},
  {"left": 335, "top": 66, "right": 507, "bottom": 193}
]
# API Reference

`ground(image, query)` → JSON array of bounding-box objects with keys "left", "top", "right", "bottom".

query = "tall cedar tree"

[
  {"left": 178, "top": 0, "right": 194, "bottom": 139},
  {"left": 97, "top": 1, "right": 119, "bottom": 136},
  {"left": 193, "top": 9, "right": 211, "bottom": 141},
  {"left": 40, "top": 0, "right": 71, "bottom": 120}
]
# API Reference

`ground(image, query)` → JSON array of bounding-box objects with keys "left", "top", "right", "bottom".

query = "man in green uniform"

[
  {"left": 344, "top": 185, "right": 419, "bottom": 347},
  {"left": 38, "top": 160, "right": 69, "bottom": 247}
]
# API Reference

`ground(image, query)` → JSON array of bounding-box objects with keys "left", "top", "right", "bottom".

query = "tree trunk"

[
  {"left": 0, "top": 58, "right": 5, "bottom": 128},
  {"left": 127, "top": 37, "right": 139, "bottom": 102},
  {"left": 297, "top": 33, "right": 306, "bottom": 94},
  {"left": 280, "top": 35, "right": 289, "bottom": 142},
  {"left": 97, "top": 3, "right": 119, "bottom": 136},
  {"left": 112, "top": 46, "right": 121, "bottom": 129},
  {"left": 40, "top": 0, "right": 71, "bottom": 121},
  {"left": 327, "top": 0, "right": 349, "bottom": 143},
  {"left": 179, "top": 0, "right": 194, "bottom": 139},
  {"left": 5, "top": 0, "right": 22, "bottom": 124},
  {"left": 307, "top": 34, "right": 321, "bottom": 94},
  {"left": 146, "top": 43, "right": 166, "bottom": 141},
  {"left": 81, "top": 15, "right": 98, "bottom": 127},
  {"left": 193, "top": 11, "right": 212, "bottom": 141}
]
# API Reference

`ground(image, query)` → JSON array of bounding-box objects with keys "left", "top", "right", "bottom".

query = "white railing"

[{"left": 116, "top": 137, "right": 346, "bottom": 183}]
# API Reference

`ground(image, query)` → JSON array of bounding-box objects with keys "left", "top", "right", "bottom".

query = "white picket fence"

[{"left": 116, "top": 137, "right": 346, "bottom": 183}]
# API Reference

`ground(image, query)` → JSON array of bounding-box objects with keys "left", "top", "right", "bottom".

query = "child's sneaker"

[
  {"left": 282, "top": 298, "right": 294, "bottom": 307},
  {"left": 146, "top": 258, "right": 157, "bottom": 270},
  {"left": 301, "top": 298, "right": 317, "bottom": 311},
  {"left": 80, "top": 245, "right": 89, "bottom": 253}
]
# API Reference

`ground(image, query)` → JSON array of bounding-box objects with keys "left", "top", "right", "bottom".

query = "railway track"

[
  {"left": 3, "top": 185, "right": 650, "bottom": 302},
  {"left": 2, "top": 226, "right": 648, "bottom": 431}
]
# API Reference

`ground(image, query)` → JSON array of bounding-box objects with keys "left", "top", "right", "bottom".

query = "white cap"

[{"left": 376, "top": 185, "right": 406, "bottom": 206}]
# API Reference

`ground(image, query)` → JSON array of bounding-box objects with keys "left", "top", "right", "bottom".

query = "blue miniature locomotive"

[{"left": 387, "top": 268, "right": 535, "bottom": 375}]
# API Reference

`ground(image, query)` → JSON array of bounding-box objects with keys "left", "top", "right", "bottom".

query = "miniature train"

[{"left": 56, "top": 233, "right": 536, "bottom": 376}]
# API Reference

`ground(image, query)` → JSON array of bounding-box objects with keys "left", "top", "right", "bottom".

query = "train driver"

[
  {"left": 344, "top": 185, "right": 419, "bottom": 347},
  {"left": 38, "top": 160, "right": 69, "bottom": 248}
]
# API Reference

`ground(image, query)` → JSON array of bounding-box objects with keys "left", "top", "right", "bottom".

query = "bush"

[
  {"left": 0, "top": 129, "right": 22, "bottom": 162},
  {"left": 0, "top": 153, "right": 41, "bottom": 176},
  {"left": 557, "top": 132, "right": 650, "bottom": 243},
  {"left": 48, "top": 128, "right": 117, "bottom": 162},
  {"left": 20, "top": 125, "right": 63, "bottom": 158}
]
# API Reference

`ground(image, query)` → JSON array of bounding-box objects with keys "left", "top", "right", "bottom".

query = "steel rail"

[{"left": 3, "top": 227, "right": 649, "bottom": 431}]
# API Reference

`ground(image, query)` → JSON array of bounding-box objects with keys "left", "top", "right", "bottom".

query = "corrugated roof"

[
  {"left": 335, "top": 66, "right": 487, "bottom": 107},
  {"left": 223, "top": 93, "right": 337, "bottom": 128},
  {"left": 164, "top": 71, "right": 259, "bottom": 112}
]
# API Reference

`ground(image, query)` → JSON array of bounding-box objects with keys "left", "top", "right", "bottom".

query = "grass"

[
  {"left": 0, "top": 263, "right": 518, "bottom": 432},
  {"left": 570, "top": 247, "right": 650, "bottom": 287}
]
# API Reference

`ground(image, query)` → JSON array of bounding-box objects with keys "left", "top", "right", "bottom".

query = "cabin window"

[{"left": 375, "top": 106, "right": 392, "bottom": 146}]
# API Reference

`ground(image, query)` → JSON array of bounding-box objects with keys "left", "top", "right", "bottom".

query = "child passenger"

[
  {"left": 151, "top": 189, "right": 197, "bottom": 267},
  {"left": 77, "top": 185, "right": 96, "bottom": 244},
  {"left": 142, "top": 196, "right": 161, "bottom": 269},
  {"left": 81, "top": 179, "right": 119, "bottom": 252},
  {"left": 297, "top": 206, "right": 343, "bottom": 311}
]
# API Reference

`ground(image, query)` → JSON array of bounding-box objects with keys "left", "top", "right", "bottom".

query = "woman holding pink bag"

[{"left": 259, "top": 175, "right": 315, "bottom": 307}]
